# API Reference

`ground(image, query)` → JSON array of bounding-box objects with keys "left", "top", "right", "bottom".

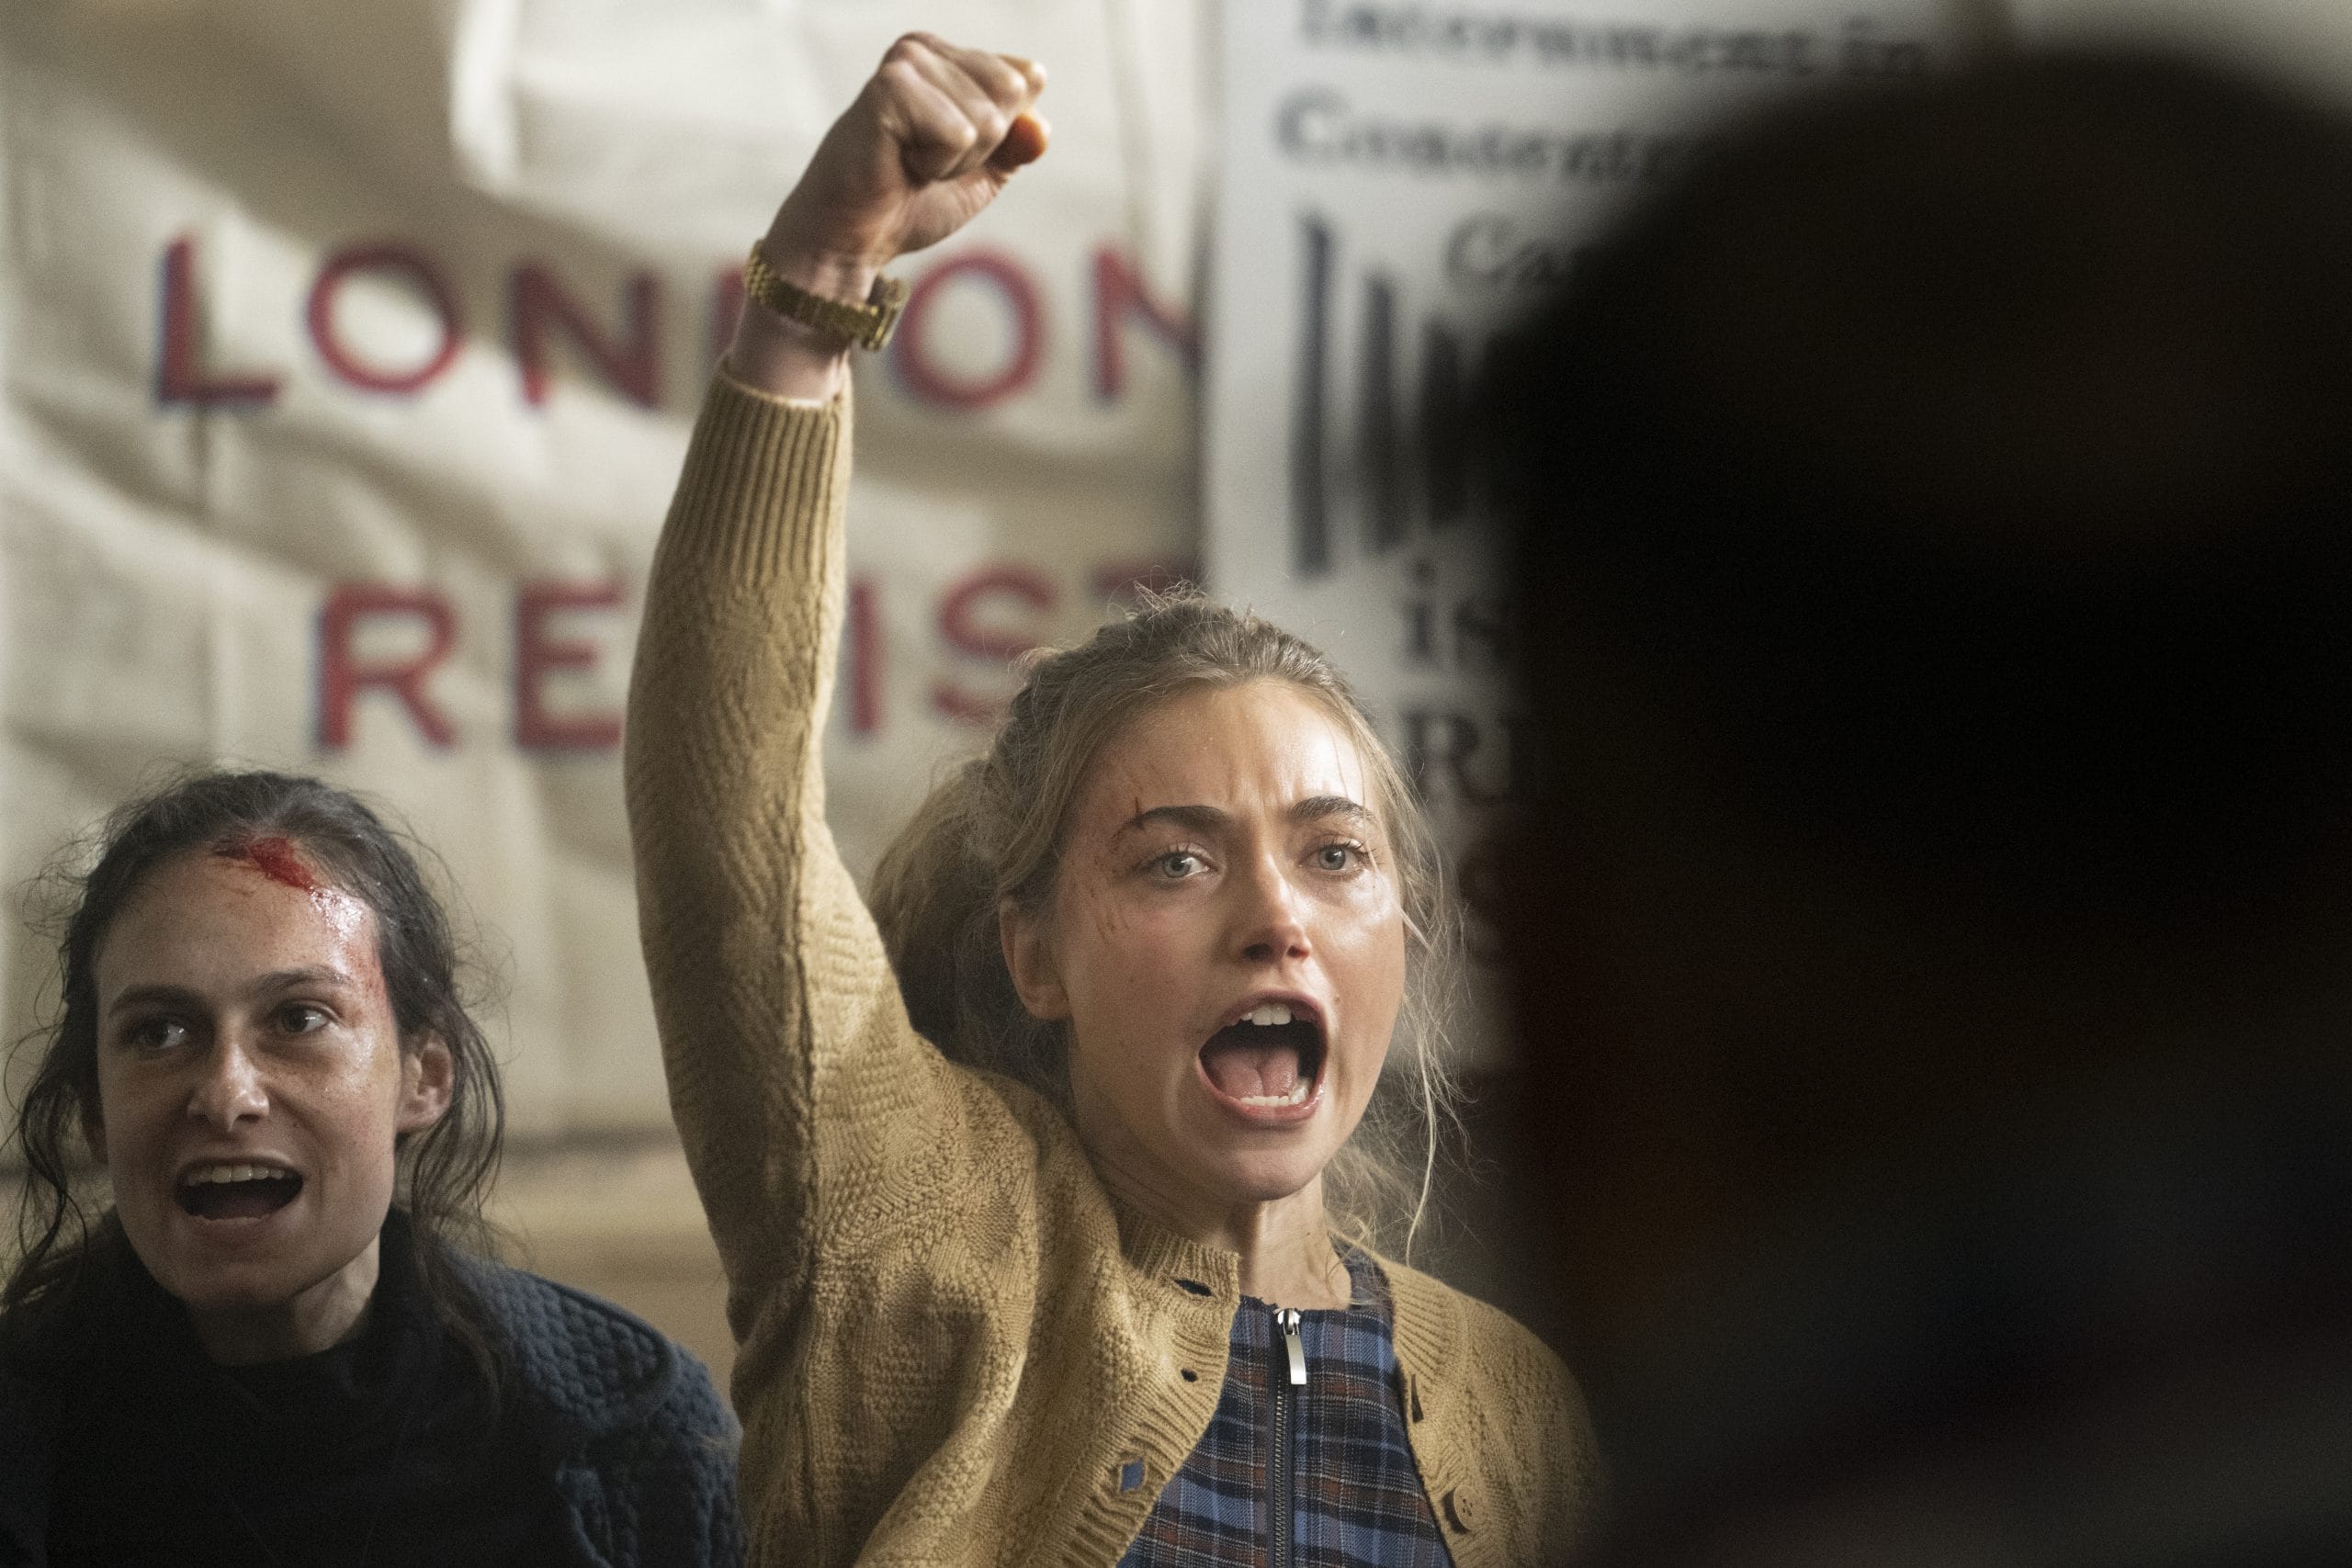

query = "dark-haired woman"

[{"left": 0, "top": 770, "right": 742, "bottom": 1567}]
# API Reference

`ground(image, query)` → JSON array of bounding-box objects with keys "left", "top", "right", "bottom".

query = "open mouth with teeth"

[
  {"left": 176, "top": 1165, "right": 303, "bottom": 1222},
  {"left": 1198, "top": 1002, "right": 1327, "bottom": 1113}
]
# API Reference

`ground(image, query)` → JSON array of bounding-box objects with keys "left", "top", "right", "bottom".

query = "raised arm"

[{"left": 626, "top": 35, "right": 1047, "bottom": 1340}]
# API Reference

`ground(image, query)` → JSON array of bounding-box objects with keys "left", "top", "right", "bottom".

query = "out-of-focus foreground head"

[{"left": 1487, "top": 51, "right": 2352, "bottom": 1561}]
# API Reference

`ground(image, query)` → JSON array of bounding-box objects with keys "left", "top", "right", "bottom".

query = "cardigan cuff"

[{"left": 660, "top": 371, "right": 850, "bottom": 589}]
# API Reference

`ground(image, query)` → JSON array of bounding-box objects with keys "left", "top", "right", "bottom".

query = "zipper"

[{"left": 1271, "top": 1306, "right": 1305, "bottom": 1568}]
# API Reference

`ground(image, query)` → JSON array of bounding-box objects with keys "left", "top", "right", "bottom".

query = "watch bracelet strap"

[{"left": 743, "top": 244, "right": 907, "bottom": 352}]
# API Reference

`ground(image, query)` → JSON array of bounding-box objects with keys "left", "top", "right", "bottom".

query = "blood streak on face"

[
  {"left": 218, "top": 835, "right": 322, "bottom": 895},
  {"left": 215, "top": 835, "right": 364, "bottom": 941}
]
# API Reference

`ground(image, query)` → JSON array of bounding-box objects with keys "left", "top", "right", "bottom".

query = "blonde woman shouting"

[{"left": 628, "top": 32, "right": 1594, "bottom": 1568}]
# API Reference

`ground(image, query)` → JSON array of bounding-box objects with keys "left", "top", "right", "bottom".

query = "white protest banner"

[
  {"left": 1204, "top": 0, "right": 1996, "bottom": 1065},
  {"left": 0, "top": 1, "right": 1206, "bottom": 1134}
]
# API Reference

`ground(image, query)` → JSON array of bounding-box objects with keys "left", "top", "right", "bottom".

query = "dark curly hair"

[{"left": 2, "top": 769, "right": 508, "bottom": 1397}]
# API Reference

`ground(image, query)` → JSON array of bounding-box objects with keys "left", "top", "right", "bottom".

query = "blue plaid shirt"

[{"left": 1119, "top": 1251, "right": 1453, "bottom": 1568}]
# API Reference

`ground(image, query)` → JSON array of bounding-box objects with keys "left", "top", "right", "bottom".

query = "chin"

[
  {"left": 140, "top": 1224, "right": 361, "bottom": 1318},
  {"left": 153, "top": 1271, "right": 294, "bottom": 1318},
  {"left": 150, "top": 1247, "right": 316, "bottom": 1306},
  {"left": 1197, "top": 1146, "right": 1330, "bottom": 1207}
]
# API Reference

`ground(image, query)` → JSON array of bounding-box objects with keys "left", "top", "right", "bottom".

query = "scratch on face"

[
  {"left": 217, "top": 833, "right": 319, "bottom": 893},
  {"left": 214, "top": 833, "right": 368, "bottom": 941}
]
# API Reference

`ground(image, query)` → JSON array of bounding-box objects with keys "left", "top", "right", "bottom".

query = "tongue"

[
  {"left": 1202, "top": 1032, "right": 1302, "bottom": 1100},
  {"left": 184, "top": 1180, "right": 296, "bottom": 1221}
]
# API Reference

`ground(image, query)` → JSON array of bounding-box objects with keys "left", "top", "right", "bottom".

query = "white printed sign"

[
  {"left": 1204, "top": 0, "right": 1985, "bottom": 1063},
  {"left": 0, "top": 0, "right": 1206, "bottom": 1133}
]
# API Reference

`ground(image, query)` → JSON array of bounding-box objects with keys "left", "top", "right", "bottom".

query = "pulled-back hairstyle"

[
  {"left": 869, "top": 591, "right": 1464, "bottom": 1257},
  {"left": 3, "top": 769, "right": 507, "bottom": 1396}
]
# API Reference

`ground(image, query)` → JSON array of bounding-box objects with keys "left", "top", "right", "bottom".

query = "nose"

[
  {"left": 1233, "top": 853, "right": 1312, "bottom": 966},
  {"left": 187, "top": 1034, "right": 268, "bottom": 1131}
]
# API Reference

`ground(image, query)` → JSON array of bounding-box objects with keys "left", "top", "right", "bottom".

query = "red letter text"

[
  {"left": 514, "top": 579, "right": 627, "bottom": 750},
  {"left": 893, "top": 251, "right": 1044, "bottom": 412},
  {"left": 846, "top": 577, "right": 882, "bottom": 737},
  {"left": 511, "top": 265, "right": 662, "bottom": 408},
  {"left": 318, "top": 585, "right": 458, "bottom": 749},
  {"left": 307, "top": 243, "right": 464, "bottom": 394},
  {"left": 933, "top": 565, "right": 1057, "bottom": 721},
  {"left": 1091, "top": 245, "right": 1195, "bottom": 401},
  {"left": 155, "top": 236, "right": 281, "bottom": 408}
]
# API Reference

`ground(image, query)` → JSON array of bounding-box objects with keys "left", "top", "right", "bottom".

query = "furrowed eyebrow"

[
  {"left": 1116, "top": 799, "right": 1374, "bottom": 837},
  {"left": 252, "top": 965, "right": 354, "bottom": 996},
  {"left": 1292, "top": 795, "right": 1374, "bottom": 829},
  {"left": 104, "top": 983, "right": 204, "bottom": 1018},
  {"left": 104, "top": 967, "right": 354, "bottom": 1018},
  {"left": 1116, "top": 804, "right": 1231, "bottom": 838}
]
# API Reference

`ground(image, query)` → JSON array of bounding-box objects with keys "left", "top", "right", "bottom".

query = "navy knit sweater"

[{"left": 0, "top": 1217, "right": 743, "bottom": 1567}]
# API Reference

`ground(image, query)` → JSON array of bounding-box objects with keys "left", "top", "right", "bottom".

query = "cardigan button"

[{"left": 1441, "top": 1485, "right": 1479, "bottom": 1534}]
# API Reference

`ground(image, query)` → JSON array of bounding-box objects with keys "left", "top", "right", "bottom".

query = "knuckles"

[
  {"left": 879, "top": 30, "right": 1032, "bottom": 112},
  {"left": 969, "top": 55, "right": 1028, "bottom": 105},
  {"left": 875, "top": 56, "right": 926, "bottom": 99},
  {"left": 847, "top": 33, "right": 1034, "bottom": 187}
]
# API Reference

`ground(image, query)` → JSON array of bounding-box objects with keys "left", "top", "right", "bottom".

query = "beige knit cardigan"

[{"left": 627, "top": 372, "right": 1598, "bottom": 1568}]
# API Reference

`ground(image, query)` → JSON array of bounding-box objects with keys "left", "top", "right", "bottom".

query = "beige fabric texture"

[{"left": 626, "top": 370, "right": 1598, "bottom": 1568}]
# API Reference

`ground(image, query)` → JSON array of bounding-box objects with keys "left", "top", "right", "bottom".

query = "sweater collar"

[{"left": 1104, "top": 1191, "right": 1243, "bottom": 1303}]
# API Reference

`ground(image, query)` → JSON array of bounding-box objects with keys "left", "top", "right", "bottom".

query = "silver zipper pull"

[{"left": 1279, "top": 1307, "right": 1306, "bottom": 1387}]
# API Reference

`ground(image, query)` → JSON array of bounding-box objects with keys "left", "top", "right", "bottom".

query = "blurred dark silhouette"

[{"left": 1485, "top": 52, "right": 2352, "bottom": 1565}]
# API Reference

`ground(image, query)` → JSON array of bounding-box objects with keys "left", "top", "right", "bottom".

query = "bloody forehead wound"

[{"left": 213, "top": 833, "right": 322, "bottom": 895}]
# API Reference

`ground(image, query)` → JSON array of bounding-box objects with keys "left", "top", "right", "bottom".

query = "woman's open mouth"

[
  {"left": 1197, "top": 1001, "right": 1327, "bottom": 1121},
  {"left": 176, "top": 1163, "right": 303, "bottom": 1223}
]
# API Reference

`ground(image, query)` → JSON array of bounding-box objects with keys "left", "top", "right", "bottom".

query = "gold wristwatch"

[{"left": 742, "top": 244, "right": 908, "bottom": 352}]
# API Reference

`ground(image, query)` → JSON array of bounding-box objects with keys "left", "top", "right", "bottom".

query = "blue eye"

[
  {"left": 1315, "top": 842, "right": 1365, "bottom": 872},
  {"left": 1154, "top": 851, "right": 1200, "bottom": 878}
]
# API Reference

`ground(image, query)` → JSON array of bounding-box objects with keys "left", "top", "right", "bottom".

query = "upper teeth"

[
  {"left": 183, "top": 1164, "right": 289, "bottom": 1186},
  {"left": 1244, "top": 1003, "right": 1294, "bottom": 1027}
]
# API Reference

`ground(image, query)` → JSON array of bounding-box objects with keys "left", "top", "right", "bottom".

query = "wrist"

[
  {"left": 754, "top": 229, "right": 887, "bottom": 309},
  {"left": 726, "top": 307, "right": 849, "bottom": 403},
  {"left": 729, "top": 238, "right": 892, "bottom": 401}
]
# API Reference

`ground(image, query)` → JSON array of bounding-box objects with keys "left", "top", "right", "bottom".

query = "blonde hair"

[{"left": 869, "top": 591, "right": 1464, "bottom": 1258}]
